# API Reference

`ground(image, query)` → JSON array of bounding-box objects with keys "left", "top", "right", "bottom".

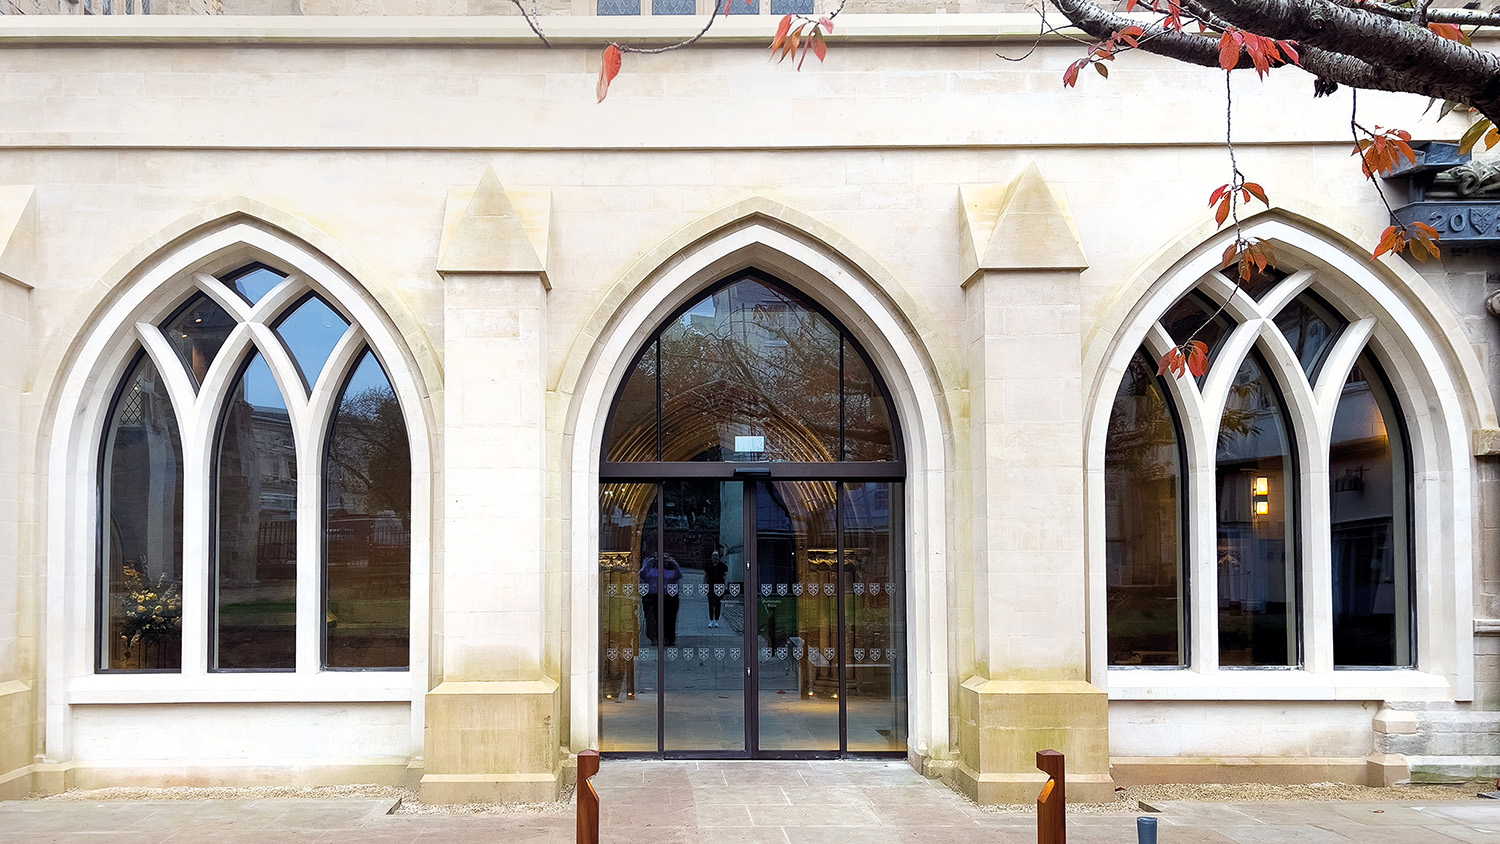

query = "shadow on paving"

[{"left": 3, "top": 764, "right": 1499, "bottom": 844}]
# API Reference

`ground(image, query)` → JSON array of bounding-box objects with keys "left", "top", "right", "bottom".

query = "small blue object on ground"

[{"left": 1137, "top": 815, "right": 1159, "bottom": 844}]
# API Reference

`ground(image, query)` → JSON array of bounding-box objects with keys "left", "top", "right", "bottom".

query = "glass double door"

[{"left": 599, "top": 479, "right": 906, "bottom": 757}]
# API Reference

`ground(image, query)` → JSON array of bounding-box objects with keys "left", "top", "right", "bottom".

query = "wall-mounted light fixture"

[{"left": 1253, "top": 476, "right": 1270, "bottom": 516}]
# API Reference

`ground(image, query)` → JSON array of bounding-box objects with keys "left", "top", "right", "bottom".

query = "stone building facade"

[{"left": 0, "top": 9, "right": 1496, "bottom": 804}]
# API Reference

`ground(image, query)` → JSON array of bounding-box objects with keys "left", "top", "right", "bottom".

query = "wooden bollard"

[
  {"left": 1037, "top": 749, "right": 1065, "bottom": 844},
  {"left": 577, "top": 749, "right": 601, "bottom": 844}
]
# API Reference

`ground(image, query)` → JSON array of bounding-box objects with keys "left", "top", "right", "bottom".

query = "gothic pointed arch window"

[
  {"left": 99, "top": 260, "right": 413, "bottom": 673},
  {"left": 1104, "top": 267, "right": 1413, "bottom": 671},
  {"left": 596, "top": 272, "right": 906, "bottom": 756}
]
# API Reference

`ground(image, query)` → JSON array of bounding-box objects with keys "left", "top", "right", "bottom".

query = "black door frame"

[{"left": 602, "top": 475, "right": 904, "bottom": 760}]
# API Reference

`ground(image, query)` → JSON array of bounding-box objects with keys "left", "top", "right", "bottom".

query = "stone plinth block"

[
  {"left": 954, "top": 677, "right": 1113, "bottom": 804},
  {"left": 419, "top": 679, "right": 561, "bottom": 803}
]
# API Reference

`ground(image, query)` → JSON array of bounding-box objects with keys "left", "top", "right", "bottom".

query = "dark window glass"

[
  {"left": 1105, "top": 351, "right": 1185, "bottom": 666},
  {"left": 1331, "top": 353, "right": 1411, "bottom": 667},
  {"left": 1216, "top": 352, "right": 1297, "bottom": 667},
  {"left": 1274, "top": 294, "right": 1344, "bottom": 381},
  {"left": 661, "top": 480, "right": 745, "bottom": 752},
  {"left": 102, "top": 354, "right": 184, "bottom": 671},
  {"left": 843, "top": 340, "right": 896, "bottom": 461},
  {"left": 842, "top": 481, "right": 906, "bottom": 751},
  {"left": 215, "top": 352, "right": 297, "bottom": 670},
  {"left": 599, "top": 482, "right": 660, "bottom": 752},
  {"left": 162, "top": 294, "right": 237, "bottom": 387},
  {"left": 274, "top": 294, "right": 349, "bottom": 390},
  {"left": 658, "top": 279, "right": 840, "bottom": 462},
  {"left": 1159, "top": 293, "right": 1230, "bottom": 386},
  {"left": 222, "top": 265, "right": 287, "bottom": 306},
  {"left": 755, "top": 481, "right": 840, "bottom": 751},
  {"left": 604, "top": 341, "right": 659, "bottom": 462},
  {"left": 324, "top": 352, "right": 411, "bottom": 669},
  {"left": 1220, "top": 265, "right": 1290, "bottom": 301}
]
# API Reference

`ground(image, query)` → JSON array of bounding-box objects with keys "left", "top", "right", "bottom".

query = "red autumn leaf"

[
  {"left": 1063, "top": 59, "right": 1084, "bottom": 87},
  {"left": 597, "top": 44, "right": 623, "bottom": 103},
  {"left": 1242, "top": 182, "right": 1269, "bottom": 206},
  {"left": 1428, "top": 23, "right": 1469, "bottom": 45},
  {"left": 811, "top": 31, "right": 827, "bottom": 63},
  {"left": 1215, "top": 196, "right": 1231, "bottom": 226},
  {"left": 1218, "top": 30, "right": 1241, "bottom": 71},
  {"left": 818, "top": 17, "right": 833, "bottom": 31},
  {"left": 1157, "top": 347, "right": 1186, "bottom": 378},
  {"left": 1186, "top": 340, "right": 1210, "bottom": 378},
  {"left": 772, "top": 14, "right": 792, "bottom": 50}
]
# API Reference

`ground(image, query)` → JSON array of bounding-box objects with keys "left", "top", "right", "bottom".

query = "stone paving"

[{"left": 2, "top": 761, "right": 1498, "bottom": 843}]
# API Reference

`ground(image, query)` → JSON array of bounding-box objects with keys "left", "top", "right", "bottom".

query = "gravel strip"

[
  {"left": 28, "top": 784, "right": 577, "bottom": 816},
  {"left": 954, "top": 780, "right": 1494, "bottom": 815}
]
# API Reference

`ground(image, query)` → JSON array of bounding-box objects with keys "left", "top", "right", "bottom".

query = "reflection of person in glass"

[
  {"left": 704, "top": 549, "right": 728, "bottom": 628},
  {"left": 640, "top": 553, "right": 683, "bottom": 646}
]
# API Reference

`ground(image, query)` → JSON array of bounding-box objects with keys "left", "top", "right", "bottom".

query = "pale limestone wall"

[
  {"left": 1111, "top": 701, "right": 1379, "bottom": 759},
  {"left": 0, "top": 277, "right": 33, "bottom": 798},
  {"left": 0, "top": 16, "right": 1494, "bottom": 786}
]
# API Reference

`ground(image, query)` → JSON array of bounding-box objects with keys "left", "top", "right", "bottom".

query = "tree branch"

[
  {"left": 1049, "top": 0, "right": 1500, "bottom": 121},
  {"left": 1328, "top": 0, "right": 1500, "bottom": 29},
  {"left": 1192, "top": 0, "right": 1500, "bottom": 120}
]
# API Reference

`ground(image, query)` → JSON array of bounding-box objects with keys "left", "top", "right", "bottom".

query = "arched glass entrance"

[{"left": 598, "top": 273, "right": 907, "bottom": 757}]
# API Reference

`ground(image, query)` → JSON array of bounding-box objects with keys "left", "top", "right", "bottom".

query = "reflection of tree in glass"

[
  {"left": 659, "top": 282, "right": 841, "bottom": 461},
  {"left": 327, "top": 386, "right": 411, "bottom": 521}
]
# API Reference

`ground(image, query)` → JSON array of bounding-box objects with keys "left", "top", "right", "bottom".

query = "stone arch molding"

[
  {"left": 561, "top": 197, "right": 958, "bottom": 763},
  {"left": 1083, "top": 207, "right": 1481, "bottom": 699},
  {"left": 41, "top": 205, "right": 436, "bottom": 764}
]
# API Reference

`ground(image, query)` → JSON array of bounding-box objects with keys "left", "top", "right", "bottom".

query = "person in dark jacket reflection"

[{"left": 640, "top": 553, "right": 683, "bottom": 646}]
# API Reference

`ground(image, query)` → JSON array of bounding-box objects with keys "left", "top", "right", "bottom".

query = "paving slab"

[{"left": 3, "top": 765, "right": 1500, "bottom": 844}]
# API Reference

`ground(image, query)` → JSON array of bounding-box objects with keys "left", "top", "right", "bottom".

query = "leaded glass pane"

[
  {"left": 274, "top": 294, "right": 350, "bottom": 390},
  {"left": 597, "top": 0, "right": 640, "bottom": 13},
  {"left": 102, "top": 354, "right": 184, "bottom": 671},
  {"left": 769, "top": 0, "right": 812, "bottom": 11},
  {"left": 325, "top": 351, "right": 411, "bottom": 669},
  {"left": 1105, "top": 351, "right": 1185, "bottom": 666},
  {"left": 214, "top": 352, "right": 297, "bottom": 670},
  {"left": 161, "top": 293, "right": 236, "bottom": 387},
  {"left": 1331, "top": 353, "right": 1411, "bottom": 667},
  {"left": 1216, "top": 353, "right": 1297, "bottom": 667},
  {"left": 222, "top": 264, "right": 286, "bottom": 306},
  {"left": 722, "top": 0, "right": 758, "bottom": 13},
  {"left": 653, "top": 0, "right": 694, "bottom": 12}
]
